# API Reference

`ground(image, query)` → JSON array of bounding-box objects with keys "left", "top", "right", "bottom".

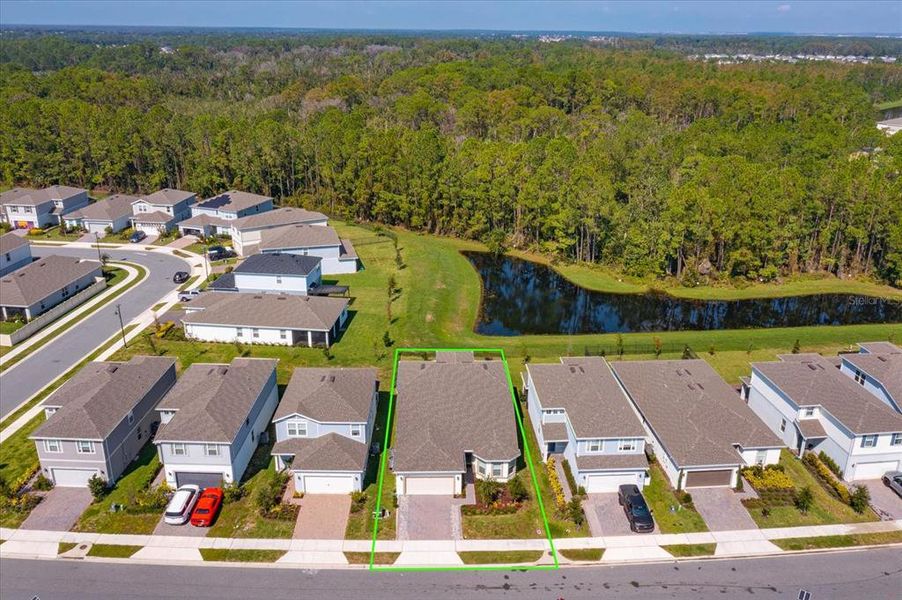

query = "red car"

[{"left": 189, "top": 487, "right": 223, "bottom": 527}]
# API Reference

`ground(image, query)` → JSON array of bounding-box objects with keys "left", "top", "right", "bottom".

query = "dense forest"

[{"left": 1, "top": 32, "right": 901, "bottom": 285}]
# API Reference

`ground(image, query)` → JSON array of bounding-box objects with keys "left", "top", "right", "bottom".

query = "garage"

[
  {"left": 175, "top": 471, "right": 224, "bottom": 488},
  {"left": 853, "top": 460, "right": 899, "bottom": 480},
  {"left": 301, "top": 474, "right": 356, "bottom": 494},
  {"left": 585, "top": 472, "right": 643, "bottom": 493},
  {"left": 403, "top": 475, "right": 456, "bottom": 495},
  {"left": 684, "top": 469, "right": 733, "bottom": 488},
  {"left": 51, "top": 468, "right": 98, "bottom": 487},
  {"left": 86, "top": 221, "right": 110, "bottom": 235}
]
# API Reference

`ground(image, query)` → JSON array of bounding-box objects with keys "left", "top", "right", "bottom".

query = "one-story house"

[
  {"left": 154, "top": 358, "right": 279, "bottom": 488},
  {"left": 839, "top": 342, "right": 901, "bottom": 413},
  {"left": 525, "top": 357, "right": 649, "bottom": 492},
  {"left": 178, "top": 190, "right": 274, "bottom": 238},
  {"left": 258, "top": 224, "right": 359, "bottom": 274},
  {"left": 208, "top": 253, "right": 323, "bottom": 295},
  {"left": 271, "top": 367, "right": 379, "bottom": 494},
  {"left": 392, "top": 351, "right": 521, "bottom": 495},
  {"left": 230, "top": 207, "right": 328, "bottom": 256},
  {"left": 182, "top": 291, "right": 349, "bottom": 347},
  {"left": 0, "top": 232, "right": 32, "bottom": 276},
  {"left": 130, "top": 188, "right": 196, "bottom": 235},
  {"left": 30, "top": 356, "right": 177, "bottom": 487},
  {"left": 0, "top": 255, "right": 103, "bottom": 321},
  {"left": 63, "top": 194, "right": 137, "bottom": 236},
  {"left": 611, "top": 359, "right": 783, "bottom": 490}
]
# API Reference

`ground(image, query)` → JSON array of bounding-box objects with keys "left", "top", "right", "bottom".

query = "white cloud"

[{"left": 777, "top": 4, "right": 791, "bottom": 12}]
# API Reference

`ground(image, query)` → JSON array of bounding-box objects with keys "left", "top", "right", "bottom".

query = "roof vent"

[
  {"left": 697, "top": 383, "right": 704, "bottom": 390},
  {"left": 320, "top": 375, "right": 326, "bottom": 382},
  {"left": 687, "top": 383, "right": 696, "bottom": 391},
  {"left": 217, "top": 367, "right": 229, "bottom": 375},
  {"left": 878, "top": 356, "right": 887, "bottom": 362},
  {"left": 482, "top": 364, "right": 488, "bottom": 370},
  {"left": 685, "top": 368, "right": 692, "bottom": 376},
  {"left": 569, "top": 366, "right": 576, "bottom": 373},
  {"left": 807, "top": 363, "right": 818, "bottom": 371},
  {"left": 329, "top": 375, "right": 335, "bottom": 383},
  {"left": 106, "top": 365, "right": 119, "bottom": 373},
  {"left": 578, "top": 366, "right": 585, "bottom": 373},
  {"left": 253, "top": 295, "right": 263, "bottom": 299}
]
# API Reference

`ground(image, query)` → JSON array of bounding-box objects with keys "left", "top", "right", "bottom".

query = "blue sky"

[{"left": 1, "top": 1, "right": 900, "bottom": 35}]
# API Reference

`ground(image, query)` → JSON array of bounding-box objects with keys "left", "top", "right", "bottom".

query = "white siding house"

[{"left": 0, "top": 232, "right": 32, "bottom": 276}]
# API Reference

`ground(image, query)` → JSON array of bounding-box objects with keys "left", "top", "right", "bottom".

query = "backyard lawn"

[{"left": 643, "top": 462, "right": 709, "bottom": 534}]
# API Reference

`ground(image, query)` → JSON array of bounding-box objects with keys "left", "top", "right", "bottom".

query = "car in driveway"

[
  {"left": 129, "top": 230, "right": 147, "bottom": 243},
  {"left": 619, "top": 484, "right": 654, "bottom": 533},
  {"left": 883, "top": 471, "right": 902, "bottom": 498},
  {"left": 207, "top": 245, "right": 232, "bottom": 261},
  {"left": 172, "top": 271, "right": 190, "bottom": 284},
  {"left": 190, "top": 487, "right": 223, "bottom": 527},
  {"left": 164, "top": 484, "right": 200, "bottom": 525},
  {"left": 178, "top": 290, "right": 201, "bottom": 302}
]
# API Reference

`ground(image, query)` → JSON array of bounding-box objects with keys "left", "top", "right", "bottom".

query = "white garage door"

[
  {"left": 854, "top": 460, "right": 899, "bottom": 480},
  {"left": 51, "top": 468, "right": 98, "bottom": 487},
  {"left": 404, "top": 476, "right": 456, "bottom": 495},
  {"left": 585, "top": 472, "right": 641, "bottom": 493},
  {"left": 87, "top": 222, "right": 109, "bottom": 235},
  {"left": 303, "top": 475, "right": 355, "bottom": 494}
]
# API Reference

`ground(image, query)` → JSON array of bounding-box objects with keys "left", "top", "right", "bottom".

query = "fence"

[{"left": 0, "top": 277, "right": 107, "bottom": 346}]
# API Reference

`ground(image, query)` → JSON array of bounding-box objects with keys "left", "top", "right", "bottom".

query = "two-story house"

[
  {"left": 0, "top": 232, "right": 32, "bottom": 276},
  {"left": 178, "top": 190, "right": 274, "bottom": 238},
  {"left": 130, "top": 188, "right": 196, "bottom": 236},
  {"left": 154, "top": 358, "right": 279, "bottom": 488},
  {"left": 258, "top": 224, "right": 358, "bottom": 274},
  {"left": 208, "top": 253, "right": 323, "bottom": 295},
  {"left": 0, "top": 255, "right": 103, "bottom": 321},
  {"left": 230, "top": 207, "right": 328, "bottom": 256},
  {"left": 29, "top": 356, "right": 177, "bottom": 487},
  {"left": 2, "top": 188, "right": 51, "bottom": 229},
  {"left": 748, "top": 353, "right": 902, "bottom": 481},
  {"left": 525, "top": 357, "right": 649, "bottom": 492},
  {"left": 839, "top": 342, "right": 901, "bottom": 414},
  {"left": 63, "top": 194, "right": 137, "bottom": 236},
  {"left": 271, "top": 367, "right": 378, "bottom": 494}
]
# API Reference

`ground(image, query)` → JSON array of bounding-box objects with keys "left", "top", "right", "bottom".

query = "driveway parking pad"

[{"left": 21, "top": 488, "right": 92, "bottom": 531}]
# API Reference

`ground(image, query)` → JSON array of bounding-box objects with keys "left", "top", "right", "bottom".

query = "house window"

[
  {"left": 491, "top": 463, "right": 503, "bottom": 478},
  {"left": 76, "top": 440, "right": 95, "bottom": 454},
  {"left": 287, "top": 420, "right": 307, "bottom": 437},
  {"left": 171, "top": 443, "right": 187, "bottom": 456},
  {"left": 861, "top": 435, "right": 878, "bottom": 448},
  {"left": 780, "top": 419, "right": 786, "bottom": 432},
  {"left": 280, "top": 330, "right": 287, "bottom": 340},
  {"left": 252, "top": 328, "right": 259, "bottom": 338},
  {"left": 617, "top": 439, "right": 637, "bottom": 453},
  {"left": 587, "top": 440, "right": 602, "bottom": 452},
  {"left": 127, "top": 411, "right": 135, "bottom": 425},
  {"left": 854, "top": 369, "right": 865, "bottom": 385},
  {"left": 803, "top": 408, "right": 815, "bottom": 417},
  {"left": 43, "top": 439, "right": 62, "bottom": 453},
  {"left": 276, "top": 275, "right": 282, "bottom": 284},
  {"left": 205, "top": 444, "right": 220, "bottom": 457},
  {"left": 350, "top": 424, "right": 362, "bottom": 437},
  {"left": 476, "top": 461, "right": 486, "bottom": 476},
  {"left": 236, "top": 327, "right": 243, "bottom": 337},
  {"left": 891, "top": 433, "right": 902, "bottom": 446}
]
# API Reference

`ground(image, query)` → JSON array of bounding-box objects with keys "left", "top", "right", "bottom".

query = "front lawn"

[
  {"left": 0, "top": 321, "right": 25, "bottom": 335},
  {"left": 458, "top": 550, "right": 545, "bottom": 564},
  {"left": 346, "top": 393, "right": 396, "bottom": 540},
  {"left": 773, "top": 530, "right": 902, "bottom": 551},
  {"left": 664, "top": 543, "right": 717, "bottom": 557},
  {"left": 200, "top": 549, "right": 286, "bottom": 562},
  {"left": 558, "top": 548, "right": 604, "bottom": 561},
  {"left": 88, "top": 544, "right": 142, "bottom": 558},
  {"left": 643, "top": 461, "right": 708, "bottom": 534},
  {"left": 345, "top": 552, "right": 400, "bottom": 564}
]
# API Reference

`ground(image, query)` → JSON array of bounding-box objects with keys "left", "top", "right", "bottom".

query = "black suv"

[
  {"left": 618, "top": 484, "right": 654, "bottom": 533},
  {"left": 207, "top": 245, "right": 230, "bottom": 261}
]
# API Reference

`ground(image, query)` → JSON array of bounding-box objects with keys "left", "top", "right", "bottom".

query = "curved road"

[{"left": 0, "top": 245, "right": 193, "bottom": 418}]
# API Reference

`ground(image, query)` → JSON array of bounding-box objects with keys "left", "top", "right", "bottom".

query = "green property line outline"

[{"left": 369, "top": 346, "right": 559, "bottom": 572}]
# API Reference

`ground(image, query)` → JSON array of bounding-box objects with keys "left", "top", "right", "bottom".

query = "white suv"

[{"left": 164, "top": 484, "right": 200, "bottom": 525}]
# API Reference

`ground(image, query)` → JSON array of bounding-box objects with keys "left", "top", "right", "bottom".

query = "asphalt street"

[
  {"left": 1, "top": 547, "right": 900, "bottom": 600},
  {"left": 0, "top": 245, "right": 194, "bottom": 417}
]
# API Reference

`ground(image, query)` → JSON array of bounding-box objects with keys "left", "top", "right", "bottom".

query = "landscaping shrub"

[
  {"left": 679, "top": 491, "right": 695, "bottom": 509},
  {"left": 475, "top": 479, "right": 503, "bottom": 505},
  {"left": 507, "top": 474, "right": 529, "bottom": 503},
  {"left": 155, "top": 321, "right": 175, "bottom": 338},
  {"left": 561, "top": 459, "right": 579, "bottom": 497},
  {"left": 127, "top": 484, "right": 170, "bottom": 513},
  {"left": 567, "top": 496, "right": 585, "bottom": 526},
  {"left": 87, "top": 475, "right": 108, "bottom": 502},
  {"left": 32, "top": 474, "right": 54, "bottom": 492},
  {"left": 0, "top": 476, "right": 11, "bottom": 499},
  {"left": 350, "top": 491, "right": 367, "bottom": 513},
  {"left": 803, "top": 452, "right": 851, "bottom": 505},
  {"left": 546, "top": 457, "right": 567, "bottom": 512},
  {"left": 849, "top": 485, "right": 871, "bottom": 514},
  {"left": 0, "top": 492, "right": 40, "bottom": 514},
  {"left": 818, "top": 452, "right": 843, "bottom": 479},
  {"left": 461, "top": 503, "right": 518, "bottom": 516},
  {"left": 253, "top": 471, "right": 288, "bottom": 516},
  {"left": 741, "top": 464, "right": 796, "bottom": 506},
  {"left": 795, "top": 486, "right": 814, "bottom": 514}
]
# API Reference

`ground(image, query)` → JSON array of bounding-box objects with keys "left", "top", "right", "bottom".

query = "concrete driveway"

[
  {"left": 153, "top": 516, "right": 210, "bottom": 537},
  {"left": 20, "top": 488, "right": 92, "bottom": 531},
  {"left": 691, "top": 487, "right": 757, "bottom": 531},
  {"left": 397, "top": 496, "right": 459, "bottom": 540},
  {"left": 855, "top": 479, "right": 902, "bottom": 520},
  {"left": 584, "top": 493, "right": 638, "bottom": 536},
  {"left": 293, "top": 495, "right": 351, "bottom": 539}
]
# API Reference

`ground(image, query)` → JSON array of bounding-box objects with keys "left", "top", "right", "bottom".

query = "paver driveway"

[
  {"left": 397, "top": 496, "right": 459, "bottom": 540},
  {"left": 153, "top": 517, "right": 210, "bottom": 537},
  {"left": 691, "top": 487, "right": 757, "bottom": 531},
  {"left": 293, "top": 495, "right": 351, "bottom": 539},
  {"left": 20, "top": 488, "right": 92, "bottom": 531},
  {"left": 855, "top": 479, "right": 902, "bottom": 520},
  {"left": 584, "top": 493, "right": 639, "bottom": 536}
]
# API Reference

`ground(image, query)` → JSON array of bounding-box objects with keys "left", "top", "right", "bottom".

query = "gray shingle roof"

[
  {"left": 234, "top": 253, "right": 322, "bottom": 276},
  {"left": 131, "top": 210, "right": 173, "bottom": 223},
  {"left": 271, "top": 433, "right": 367, "bottom": 471},
  {"left": 2, "top": 186, "right": 86, "bottom": 207},
  {"left": 182, "top": 292, "right": 348, "bottom": 331},
  {"left": 0, "top": 188, "right": 39, "bottom": 206},
  {"left": 197, "top": 190, "right": 272, "bottom": 213},
  {"left": 843, "top": 350, "right": 902, "bottom": 406},
  {"left": 155, "top": 358, "right": 277, "bottom": 444},
  {"left": 392, "top": 353, "right": 521, "bottom": 473},
  {"left": 139, "top": 188, "right": 195, "bottom": 206},
  {"left": 232, "top": 207, "right": 327, "bottom": 231},
  {"left": 527, "top": 357, "right": 646, "bottom": 439},
  {"left": 178, "top": 213, "right": 230, "bottom": 229},
  {"left": 753, "top": 354, "right": 902, "bottom": 435},
  {"left": 611, "top": 359, "right": 783, "bottom": 468},
  {"left": 0, "top": 255, "right": 101, "bottom": 307},
  {"left": 65, "top": 194, "right": 137, "bottom": 222},
  {"left": 541, "top": 422, "right": 568, "bottom": 442},
  {"left": 259, "top": 224, "right": 341, "bottom": 251},
  {"left": 32, "top": 356, "right": 176, "bottom": 440},
  {"left": 0, "top": 232, "right": 28, "bottom": 254},
  {"left": 797, "top": 419, "right": 828, "bottom": 439},
  {"left": 275, "top": 367, "right": 377, "bottom": 423},
  {"left": 858, "top": 341, "right": 901, "bottom": 355},
  {"left": 575, "top": 453, "right": 649, "bottom": 471}
]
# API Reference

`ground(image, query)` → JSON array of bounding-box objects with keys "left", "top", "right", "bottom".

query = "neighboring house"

[
  {"left": 230, "top": 207, "right": 328, "bottom": 256},
  {"left": 748, "top": 353, "right": 902, "bottom": 481},
  {"left": 30, "top": 356, "right": 177, "bottom": 487},
  {"left": 839, "top": 342, "right": 902, "bottom": 413},
  {"left": 258, "top": 224, "right": 358, "bottom": 274},
  {"left": 178, "top": 190, "right": 274, "bottom": 238},
  {"left": 0, "top": 232, "right": 32, "bottom": 276},
  {"left": 182, "top": 291, "right": 349, "bottom": 347},
  {"left": 1, "top": 186, "right": 88, "bottom": 229},
  {"left": 0, "top": 188, "right": 37, "bottom": 225},
  {"left": 525, "top": 357, "right": 649, "bottom": 492},
  {"left": 271, "top": 367, "right": 379, "bottom": 494},
  {"left": 208, "top": 253, "right": 323, "bottom": 295},
  {"left": 63, "top": 194, "right": 137, "bottom": 236},
  {"left": 154, "top": 358, "right": 279, "bottom": 488},
  {"left": 0, "top": 255, "right": 103, "bottom": 321},
  {"left": 130, "top": 188, "right": 196, "bottom": 235},
  {"left": 611, "top": 359, "right": 783, "bottom": 490},
  {"left": 393, "top": 351, "right": 521, "bottom": 495}
]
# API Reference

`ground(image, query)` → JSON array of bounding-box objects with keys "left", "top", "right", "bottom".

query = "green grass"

[
  {"left": 58, "top": 542, "right": 78, "bottom": 554},
  {"left": 345, "top": 551, "right": 400, "bottom": 564},
  {"left": 558, "top": 548, "right": 604, "bottom": 561},
  {"left": 151, "top": 231, "right": 181, "bottom": 246},
  {"left": 87, "top": 544, "right": 142, "bottom": 558},
  {"left": 345, "top": 393, "right": 396, "bottom": 540},
  {"left": 184, "top": 239, "right": 232, "bottom": 256},
  {"left": 458, "top": 550, "right": 545, "bottom": 564},
  {"left": 664, "top": 543, "right": 717, "bottom": 557},
  {"left": 0, "top": 412, "right": 44, "bottom": 493},
  {"left": 151, "top": 302, "right": 167, "bottom": 312},
  {"left": 773, "top": 530, "right": 902, "bottom": 551},
  {"left": 177, "top": 275, "right": 199, "bottom": 291},
  {"left": 746, "top": 450, "right": 877, "bottom": 528},
  {"left": 875, "top": 98, "right": 902, "bottom": 111},
  {"left": 25, "top": 226, "right": 84, "bottom": 242},
  {"left": 643, "top": 462, "right": 708, "bottom": 534},
  {"left": 0, "top": 321, "right": 25, "bottom": 335},
  {"left": 199, "top": 549, "right": 286, "bottom": 562}
]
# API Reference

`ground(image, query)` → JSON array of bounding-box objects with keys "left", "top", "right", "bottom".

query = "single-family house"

[
  {"left": 63, "top": 194, "right": 137, "bottom": 236},
  {"left": 839, "top": 342, "right": 901, "bottom": 413},
  {"left": 611, "top": 359, "right": 783, "bottom": 490},
  {"left": 178, "top": 190, "right": 274, "bottom": 238},
  {"left": 0, "top": 255, "right": 103, "bottom": 321},
  {"left": 0, "top": 232, "right": 32, "bottom": 276},
  {"left": 230, "top": 207, "right": 328, "bottom": 256},
  {"left": 130, "top": 188, "right": 196, "bottom": 235},
  {"left": 208, "top": 253, "right": 323, "bottom": 295},
  {"left": 2, "top": 186, "right": 88, "bottom": 229},
  {"left": 30, "top": 356, "right": 177, "bottom": 487},
  {"left": 393, "top": 351, "right": 521, "bottom": 495},
  {"left": 154, "top": 358, "right": 279, "bottom": 488},
  {"left": 525, "top": 357, "right": 649, "bottom": 492},
  {"left": 258, "top": 224, "right": 358, "bottom": 274},
  {"left": 271, "top": 368, "right": 379, "bottom": 494},
  {"left": 748, "top": 353, "right": 902, "bottom": 481},
  {"left": 182, "top": 291, "right": 349, "bottom": 347}
]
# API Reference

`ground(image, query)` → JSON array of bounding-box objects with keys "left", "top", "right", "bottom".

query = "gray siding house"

[
  {"left": 208, "top": 253, "right": 323, "bottom": 296},
  {"left": 30, "top": 356, "right": 177, "bottom": 487},
  {"left": 0, "top": 232, "right": 32, "bottom": 276},
  {"left": 258, "top": 224, "right": 359, "bottom": 274},
  {"left": 230, "top": 207, "right": 329, "bottom": 256},
  {"left": 131, "top": 188, "right": 196, "bottom": 235},
  {"left": 63, "top": 194, "right": 137, "bottom": 236},
  {"left": 0, "top": 255, "right": 103, "bottom": 320},
  {"left": 839, "top": 342, "right": 901, "bottom": 414},
  {"left": 178, "top": 190, "right": 274, "bottom": 238},
  {"left": 2, "top": 186, "right": 88, "bottom": 229}
]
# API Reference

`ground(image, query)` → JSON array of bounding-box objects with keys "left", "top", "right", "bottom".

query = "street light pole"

[
  {"left": 203, "top": 243, "right": 209, "bottom": 280},
  {"left": 94, "top": 232, "right": 103, "bottom": 264},
  {"left": 114, "top": 303, "right": 127, "bottom": 348}
]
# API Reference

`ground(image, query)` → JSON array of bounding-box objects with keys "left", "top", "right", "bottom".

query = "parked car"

[
  {"left": 207, "top": 245, "right": 231, "bottom": 261},
  {"left": 883, "top": 471, "right": 902, "bottom": 498},
  {"left": 618, "top": 484, "right": 655, "bottom": 533},
  {"left": 190, "top": 487, "right": 223, "bottom": 527},
  {"left": 172, "top": 271, "right": 190, "bottom": 284},
  {"left": 164, "top": 484, "right": 201, "bottom": 525},
  {"left": 178, "top": 290, "right": 201, "bottom": 302},
  {"left": 129, "top": 230, "right": 147, "bottom": 243}
]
